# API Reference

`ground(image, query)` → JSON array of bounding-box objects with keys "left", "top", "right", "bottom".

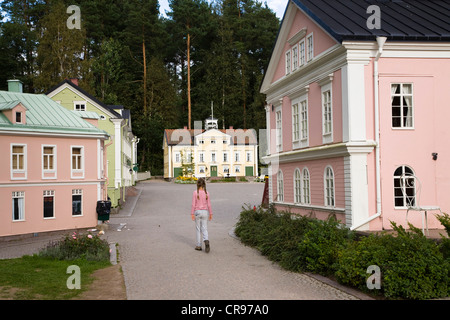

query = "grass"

[{"left": 0, "top": 255, "right": 111, "bottom": 300}]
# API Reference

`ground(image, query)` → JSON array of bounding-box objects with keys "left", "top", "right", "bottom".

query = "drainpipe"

[
  {"left": 103, "top": 136, "right": 114, "bottom": 201},
  {"left": 351, "top": 36, "right": 387, "bottom": 231}
]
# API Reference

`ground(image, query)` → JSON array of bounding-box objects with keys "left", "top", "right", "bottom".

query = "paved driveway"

[{"left": 107, "top": 180, "right": 359, "bottom": 300}]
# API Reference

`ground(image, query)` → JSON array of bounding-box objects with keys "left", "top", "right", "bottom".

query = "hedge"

[{"left": 234, "top": 205, "right": 450, "bottom": 300}]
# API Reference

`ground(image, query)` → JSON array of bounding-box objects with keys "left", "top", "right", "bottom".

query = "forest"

[{"left": 0, "top": 0, "right": 280, "bottom": 174}]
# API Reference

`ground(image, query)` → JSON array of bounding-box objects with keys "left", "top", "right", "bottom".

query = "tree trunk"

[{"left": 187, "top": 28, "right": 191, "bottom": 130}]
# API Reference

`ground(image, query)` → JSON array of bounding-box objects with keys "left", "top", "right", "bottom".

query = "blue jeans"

[{"left": 194, "top": 210, "right": 209, "bottom": 247}]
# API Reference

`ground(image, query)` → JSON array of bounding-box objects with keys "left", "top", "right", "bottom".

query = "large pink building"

[
  {"left": 261, "top": 0, "right": 450, "bottom": 231},
  {"left": 0, "top": 80, "right": 109, "bottom": 238}
]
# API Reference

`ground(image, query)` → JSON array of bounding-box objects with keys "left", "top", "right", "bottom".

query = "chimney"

[
  {"left": 69, "top": 78, "right": 79, "bottom": 86},
  {"left": 7, "top": 80, "right": 23, "bottom": 93}
]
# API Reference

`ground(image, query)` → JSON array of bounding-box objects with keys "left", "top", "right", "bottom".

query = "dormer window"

[
  {"left": 74, "top": 101, "right": 86, "bottom": 111},
  {"left": 15, "top": 112, "right": 22, "bottom": 123}
]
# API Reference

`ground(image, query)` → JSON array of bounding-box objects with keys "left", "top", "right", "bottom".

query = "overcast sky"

[{"left": 158, "top": 0, "right": 287, "bottom": 20}]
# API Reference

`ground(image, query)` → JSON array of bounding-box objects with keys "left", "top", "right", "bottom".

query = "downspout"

[
  {"left": 351, "top": 36, "right": 387, "bottom": 231},
  {"left": 103, "top": 136, "right": 114, "bottom": 201}
]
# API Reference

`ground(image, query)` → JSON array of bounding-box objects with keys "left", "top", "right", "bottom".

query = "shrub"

[
  {"left": 39, "top": 232, "right": 110, "bottom": 262},
  {"left": 335, "top": 222, "right": 449, "bottom": 299},
  {"left": 235, "top": 206, "right": 450, "bottom": 300}
]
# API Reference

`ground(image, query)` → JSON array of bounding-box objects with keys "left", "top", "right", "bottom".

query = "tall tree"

[
  {"left": 167, "top": 0, "right": 213, "bottom": 129},
  {"left": 34, "top": 0, "right": 88, "bottom": 92}
]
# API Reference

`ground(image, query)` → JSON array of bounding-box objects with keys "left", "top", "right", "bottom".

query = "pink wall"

[
  {"left": 0, "top": 134, "right": 104, "bottom": 237},
  {"left": 377, "top": 57, "right": 450, "bottom": 230},
  {"left": 272, "top": 157, "right": 345, "bottom": 222},
  {"left": 272, "top": 6, "right": 338, "bottom": 84}
]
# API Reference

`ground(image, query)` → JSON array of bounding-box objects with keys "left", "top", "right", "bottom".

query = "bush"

[
  {"left": 39, "top": 232, "right": 110, "bottom": 262},
  {"left": 335, "top": 223, "right": 449, "bottom": 299},
  {"left": 235, "top": 206, "right": 450, "bottom": 300}
]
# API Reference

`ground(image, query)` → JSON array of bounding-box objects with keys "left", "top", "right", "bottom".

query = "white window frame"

[
  {"left": 292, "top": 102, "right": 300, "bottom": 143},
  {"left": 43, "top": 190, "right": 55, "bottom": 219},
  {"left": 199, "top": 152, "right": 205, "bottom": 163},
  {"left": 292, "top": 44, "right": 298, "bottom": 71},
  {"left": 235, "top": 152, "right": 240, "bottom": 163},
  {"left": 74, "top": 101, "right": 86, "bottom": 111},
  {"left": 391, "top": 83, "right": 414, "bottom": 129},
  {"left": 302, "top": 168, "right": 311, "bottom": 204},
  {"left": 324, "top": 166, "right": 335, "bottom": 207},
  {"left": 246, "top": 151, "right": 252, "bottom": 162},
  {"left": 12, "top": 191, "right": 25, "bottom": 221},
  {"left": 394, "top": 165, "right": 415, "bottom": 209},
  {"left": 277, "top": 169, "right": 284, "bottom": 202},
  {"left": 285, "top": 50, "right": 291, "bottom": 75},
  {"left": 300, "top": 99, "right": 309, "bottom": 144},
  {"left": 72, "top": 189, "right": 83, "bottom": 217},
  {"left": 223, "top": 152, "right": 228, "bottom": 163},
  {"left": 71, "top": 146, "right": 84, "bottom": 179},
  {"left": 294, "top": 168, "right": 301, "bottom": 204},
  {"left": 306, "top": 33, "right": 314, "bottom": 62},
  {"left": 223, "top": 165, "right": 229, "bottom": 174},
  {"left": 234, "top": 165, "right": 241, "bottom": 173},
  {"left": 42, "top": 145, "right": 57, "bottom": 179},
  {"left": 320, "top": 77, "right": 333, "bottom": 144},
  {"left": 175, "top": 152, "right": 181, "bottom": 163},
  {"left": 299, "top": 39, "right": 306, "bottom": 66},
  {"left": 211, "top": 152, "right": 216, "bottom": 163},
  {"left": 275, "top": 106, "right": 282, "bottom": 152},
  {"left": 11, "top": 144, "right": 27, "bottom": 180},
  {"left": 199, "top": 165, "right": 206, "bottom": 174}
]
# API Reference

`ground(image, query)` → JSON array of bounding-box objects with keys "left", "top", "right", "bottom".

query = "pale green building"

[{"left": 47, "top": 79, "right": 139, "bottom": 208}]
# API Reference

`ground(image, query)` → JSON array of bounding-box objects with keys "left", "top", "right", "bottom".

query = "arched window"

[
  {"left": 302, "top": 168, "right": 311, "bottom": 204},
  {"left": 394, "top": 165, "right": 415, "bottom": 208},
  {"left": 277, "top": 169, "right": 284, "bottom": 202},
  {"left": 294, "top": 168, "right": 301, "bottom": 203},
  {"left": 324, "top": 166, "right": 335, "bottom": 207}
]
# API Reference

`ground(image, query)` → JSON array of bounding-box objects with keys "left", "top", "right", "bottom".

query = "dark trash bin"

[{"left": 96, "top": 200, "right": 111, "bottom": 221}]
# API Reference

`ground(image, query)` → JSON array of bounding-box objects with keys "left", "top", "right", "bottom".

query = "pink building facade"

[
  {"left": 0, "top": 82, "right": 109, "bottom": 238},
  {"left": 261, "top": 1, "right": 450, "bottom": 231}
]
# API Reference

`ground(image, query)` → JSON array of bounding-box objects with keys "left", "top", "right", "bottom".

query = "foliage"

[
  {"left": 436, "top": 212, "right": 450, "bottom": 237},
  {"left": 38, "top": 232, "right": 110, "bottom": 262},
  {"left": 235, "top": 206, "right": 450, "bottom": 300},
  {"left": 175, "top": 176, "right": 198, "bottom": 184}
]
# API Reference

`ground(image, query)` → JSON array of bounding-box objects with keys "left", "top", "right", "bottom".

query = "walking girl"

[{"left": 191, "top": 178, "right": 212, "bottom": 252}]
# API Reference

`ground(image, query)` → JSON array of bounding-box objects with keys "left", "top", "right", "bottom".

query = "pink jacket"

[{"left": 191, "top": 189, "right": 212, "bottom": 216}]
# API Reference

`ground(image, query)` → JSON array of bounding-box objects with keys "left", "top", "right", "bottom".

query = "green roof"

[{"left": 0, "top": 90, "right": 109, "bottom": 138}]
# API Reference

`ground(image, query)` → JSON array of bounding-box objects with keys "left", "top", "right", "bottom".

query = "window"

[
  {"left": 72, "top": 189, "right": 82, "bottom": 216},
  {"left": 223, "top": 139, "right": 228, "bottom": 144},
  {"left": 43, "top": 190, "right": 55, "bottom": 218},
  {"left": 199, "top": 166, "right": 206, "bottom": 173},
  {"left": 277, "top": 170, "right": 284, "bottom": 202},
  {"left": 391, "top": 84, "right": 413, "bottom": 128},
  {"left": 12, "top": 191, "right": 25, "bottom": 221},
  {"left": 43, "top": 146, "right": 55, "bottom": 171},
  {"left": 292, "top": 103, "right": 300, "bottom": 142},
  {"left": 299, "top": 40, "right": 305, "bottom": 66},
  {"left": 211, "top": 152, "right": 216, "bottom": 162},
  {"left": 12, "top": 145, "right": 25, "bottom": 171},
  {"left": 211, "top": 139, "right": 216, "bottom": 144},
  {"left": 394, "top": 166, "right": 415, "bottom": 208},
  {"left": 285, "top": 50, "right": 291, "bottom": 75},
  {"left": 71, "top": 147, "right": 83, "bottom": 170},
  {"left": 246, "top": 151, "right": 252, "bottom": 162},
  {"left": 15, "top": 112, "right": 22, "bottom": 123},
  {"left": 302, "top": 168, "right": 311, "bottom": 204},
  {"left": 199, "top": 153, "right": 204, "bottom": 163},
  {"left": 235, "top": 152, "right": 240, "bottom": 162},
  {"left": 175, "top": 152, "right": 181, "bottom": 163},
  {"left": 223, "top": 152, "right": 228, "bottom": 163},
  {"left": 306, "top": 34, "right": 314, "bottom": 61},
  {"left": 322, "top": 90, "right": 332, "bottom": 136},
  {"left": 223, "top": 165, "right": 229, "bottom": 173},
  {"left": 294, "top": 169, "right": 301, "bottom": 203},
  {"left": 324, "top": 166, "right": 335, "bottom": 207},
  {"left": 234, "top": 165, "right": 241, "bottom": 173},
  {"left": 292, "top": 45, "right": 298, "bottom": 71},
  {"left": 276, "top": 109, "right": 282, "bottom": 152},
  {"left": 74, "top": 102, "right": 86, "bottom": 111},
  {"left": 300, "top": 100, "right": 308, "bottom": 141}
]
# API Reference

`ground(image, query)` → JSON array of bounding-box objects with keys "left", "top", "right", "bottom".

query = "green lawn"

[{"left": 0, "top": 255, "right": 110, "bottom": 300}]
